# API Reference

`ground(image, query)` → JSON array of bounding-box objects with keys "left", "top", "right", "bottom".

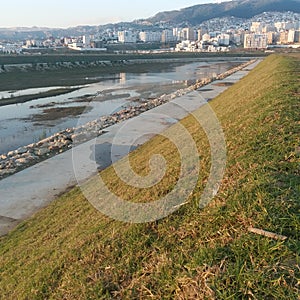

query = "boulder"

[
  {"left": 15, "top": 158, "right": 29, "bottom": 166},
  {"left": 35, "top": 148, "right": 50, "bottom": 156},
  {"left": 7, "top": 150, "right": 16, "bottom": 157},
  {"left": 16, "top": 147, "right": 28, "bottom": 155}
]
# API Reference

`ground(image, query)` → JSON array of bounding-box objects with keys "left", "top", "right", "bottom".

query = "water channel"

[{"left": 0, "top": 58, "right": 249, "bottom": 154}]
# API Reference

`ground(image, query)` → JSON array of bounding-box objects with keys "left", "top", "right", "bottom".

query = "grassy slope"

[{"left": 0, "top": 54, "right": 299, "bottom": 299}]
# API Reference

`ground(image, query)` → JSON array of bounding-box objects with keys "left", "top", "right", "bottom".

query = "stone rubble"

[{"left": 0, "top": 60, "right": 256, "bottom": 180}]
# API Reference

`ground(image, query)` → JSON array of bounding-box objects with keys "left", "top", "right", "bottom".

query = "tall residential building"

[
  {"left": 250, "top": 22, "right": 263, "bottom": 33},
  {"left": 267, "top": 32, "right": 276, "bottom": 44},
  {"left": 244, "top": 34, "right": 267, "bottom": 49},
  {"left": 288, "top": 30, "right": 296, "bottom": 43},
  {"left": 217, "top": 34, "right": 230, "bottom": 46},
  {"left": 197, "top": 29, "right": 203, "bottom": 41},
  {"left": 182, "top": 27, "right": 195, "bottom": 41},
  {"left": 161, "top": 30, "right": 177, "bottom": 43},
  {"left": 83, "top": 35, "right": 91, "bottom": 47},
  {"left": 280, "top": 31, "right": 289, "bottom": 44},
  {"left": 295, "top": 31, "right": 300, "bottom": 42},
  {"left": 233, "top": 34, "right": 242, "bottom": 45},
  {"left": 118, "top": 31, "right": 137, "bottom": 43},
  {"left": 139, "top": 31, "right": 161, "bottom": 43}
]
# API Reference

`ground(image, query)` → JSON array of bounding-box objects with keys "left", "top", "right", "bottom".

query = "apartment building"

[
  {"left": 139, "top": 31, "right": 161, "bottom": 43},
  {"left": 244, "top": 33, "right": 268, "bottom": 49},
  {"left": 118, "top": 31, "right": 137, "bottom": 43},
  {"left": 181, "top": 27, "right": 195, "bottom": 41}
]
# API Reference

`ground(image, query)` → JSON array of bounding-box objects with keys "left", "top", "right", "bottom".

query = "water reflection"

[{"left": 119, "top": 72, "right": 127, "bottom": 85}]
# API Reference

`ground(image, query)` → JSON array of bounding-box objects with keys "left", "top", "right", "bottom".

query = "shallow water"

[{"left": 0, "top": 59, "right": 246, "bottom": 154}]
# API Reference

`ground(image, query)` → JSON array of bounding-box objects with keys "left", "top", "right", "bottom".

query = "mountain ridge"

[{"left": 148, "top": 0, "right": 300, "bottom": 25}]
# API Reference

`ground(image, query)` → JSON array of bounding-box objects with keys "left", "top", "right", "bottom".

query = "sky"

[{"left": 1, "top": 0, "right": 231, "bottom": 28}]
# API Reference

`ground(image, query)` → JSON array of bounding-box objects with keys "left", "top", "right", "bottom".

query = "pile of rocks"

[{"left": 0, "top": 59, "right": 256, "bottom": 179}]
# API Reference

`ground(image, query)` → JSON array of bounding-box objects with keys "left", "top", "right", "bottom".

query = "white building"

[
  {"left": 275, "top": 22, "right": 297, "bottom": 32},
  {"left": 181, "top": 27, "right": 195, "bottom": 41},
  {"left": 217, "top": 34, "right": 230, "bottom": 46},
  {"left": 175, "top": 40, "right": 197, "bottom": 52},
  {"left": 83, "top": 35, "right": 91, "bottom": 47},
  {"left": 202, "top": 33, "right": 211, "bottom": 42},
  {"left": 2, "top": 44, "right": 22, "bottom": 54},
  {"left": 161, "top": 29, "right": 177, "bottom": 43},
  {"left": 244, "top": 34, "right": 268, "bottom": 49},
  {"left": 68, "top": 42, "right": 84, "bottom": 50},
  {"left": 25, "top": 39, "right": 42, "bottom": 48},
  {"left": 251, "top": 22, "right": 263, "bottom": 33},
  {"left": 233, "top": 34, "right": 242, "bottom": 45},
  {"left": 288, "top": 30, "right": 295, "bottom": 43},
  {"left": 139, "top": 31, "right": 161, "bottom": 43},
  {"left": 118, "top": 31, "right": 137, "bottom": 43}
]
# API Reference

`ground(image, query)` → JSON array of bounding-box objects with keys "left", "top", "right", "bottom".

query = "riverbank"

[
  {"left": 0, "top": 54, "right": 298, "bottom": 299},
  {"left": 0, "top": 59, "right": 256, "bottom": 180}
]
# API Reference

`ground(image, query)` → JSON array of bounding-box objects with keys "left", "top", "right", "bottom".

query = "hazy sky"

[{"left": 1, "top": 0, "right": 231, "bottom": 28}]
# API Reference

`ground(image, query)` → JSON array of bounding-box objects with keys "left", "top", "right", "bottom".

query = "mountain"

[{"left": 148, "top": 0, "right": 300, "bottom": 25}]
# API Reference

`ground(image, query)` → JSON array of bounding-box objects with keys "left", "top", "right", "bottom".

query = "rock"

[
  {"left": 7, "top": 150, "right": 16, "bottom": 157},
  {"left": 48, "top": 144, "right": 59, "bottom": 151},
  {"left": 16, "top": 147, "right": 27, "bottom": 155},
  {"left": 21, "top": 152, "right": 32, "bottom": 158},
  {"left": 15, "top": 158, "right": 29, "bottom": 166},
  {"left": 35, "top": 148, "right": 50, "bottom": 156}
]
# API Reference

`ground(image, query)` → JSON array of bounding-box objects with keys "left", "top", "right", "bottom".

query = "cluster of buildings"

[
  {"left": 243, "top": 20, "right": 300, "bottom": 50},
  {"left": 0, "top": 43, "right": 23, "bottom": 54},
  {"left": 175, "top": 12, "right": 300, "bottom": 52},
  {"left": 0, "top": 35, "right": 106, "bottom": 54},
  {"left": 0, "top": 12, "right": 299, "bottom": 54}
]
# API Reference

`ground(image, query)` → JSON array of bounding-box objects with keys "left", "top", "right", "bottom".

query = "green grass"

[{"left": 0, "top": 54, "right": 299, "bottom": 299}]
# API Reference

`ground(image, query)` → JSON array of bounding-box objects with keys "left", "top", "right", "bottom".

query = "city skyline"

[{"left": 1, "top": 0, "right": 232, "bottom": 29}]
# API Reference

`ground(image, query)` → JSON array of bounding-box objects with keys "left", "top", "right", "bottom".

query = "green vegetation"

[
  {"left": 0, "top": 88, "right": 80, "bottom": 107},
  {"left": 0, "top": 54, "right": 299, "bottom": 299}
]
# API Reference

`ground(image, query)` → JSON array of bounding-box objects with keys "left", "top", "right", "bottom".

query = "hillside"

[
  {"left": 149, "top": 0, "right": 300, "bottom": 25},
  {"left": 0, "top": 53, "right": 299, "bottom": 299}
]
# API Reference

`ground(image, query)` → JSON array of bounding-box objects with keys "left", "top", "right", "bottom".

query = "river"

[{"left": 0, "top": 58, "right": 249, "bottom": 154}]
